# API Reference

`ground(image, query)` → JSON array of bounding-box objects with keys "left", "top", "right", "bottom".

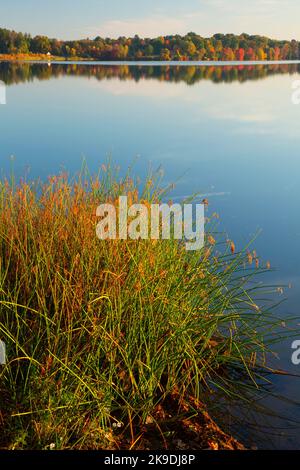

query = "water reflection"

[{"left": 1, "top": 61, "right": 300, "bottom": 86}]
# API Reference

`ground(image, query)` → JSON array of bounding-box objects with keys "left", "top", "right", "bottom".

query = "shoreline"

[{"left": 1, "top": 54, "right": 300, "bottom": 67}]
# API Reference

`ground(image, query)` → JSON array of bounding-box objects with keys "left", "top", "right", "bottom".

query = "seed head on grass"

[{"left": 0, "top": 164, "right": 293, "bottom": 449}]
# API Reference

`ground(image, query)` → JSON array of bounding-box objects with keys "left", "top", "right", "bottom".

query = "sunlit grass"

[{"left": 0, "top": 164, "right": 290, "bottom": 449}]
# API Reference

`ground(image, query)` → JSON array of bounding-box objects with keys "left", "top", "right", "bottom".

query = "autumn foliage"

[{"left": 0, "top": 28, "right": 299, "bottom": 61}]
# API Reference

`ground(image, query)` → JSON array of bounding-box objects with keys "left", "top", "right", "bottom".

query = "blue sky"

[{"left": 1, "top": 0, "right": 300, "bottom": 40}]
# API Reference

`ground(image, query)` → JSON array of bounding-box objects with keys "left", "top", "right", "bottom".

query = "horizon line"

[{"left": 1, "top": 26, "right": 299, "bottom": 43}]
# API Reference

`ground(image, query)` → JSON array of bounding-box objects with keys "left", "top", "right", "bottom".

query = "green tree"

[
  {"left": 31, "top": 35, "right": 51, "bottom": 54},
  {"left": 15, "top": 33, "right": 30, "bottom": 53},
  {"left": 160, "top": 48, "right": 171, "bottom": 61},
  {"left": 187, "top": 41, "right": 197, "bottom": 58},
  {"left": 145, "top": 44, "right": 154, "bottom": 57}
]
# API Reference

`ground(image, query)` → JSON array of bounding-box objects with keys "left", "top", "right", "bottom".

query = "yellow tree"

[
  {"left": 160, "top": 48, "right": 171, "bottom": 61},
  {"left": 257, "top": 48, "right": 266, "bottom": 60}
]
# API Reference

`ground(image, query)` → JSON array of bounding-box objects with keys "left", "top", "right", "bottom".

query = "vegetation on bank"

[
  {"left": 0, "top": 53, "right": 87, "bottom": 62},
  {"left": 0, "top": 28, "right": 300, "bottom": 61},
  {"left": 0, "top": 166, "right": 289, "bottom": 450}
]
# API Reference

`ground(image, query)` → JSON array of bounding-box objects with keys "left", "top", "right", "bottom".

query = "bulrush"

[{"left": 0, "top": 164, "right": 288, "bottom": 450}]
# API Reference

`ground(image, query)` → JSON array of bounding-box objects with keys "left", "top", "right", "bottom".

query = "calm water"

[{"left": 1, "top": 61, "right": 300, "bottom": 448}]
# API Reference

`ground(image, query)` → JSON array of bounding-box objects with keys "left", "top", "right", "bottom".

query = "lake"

[{"left": 0, "top": 60, "right": 300, "bottom": 449}]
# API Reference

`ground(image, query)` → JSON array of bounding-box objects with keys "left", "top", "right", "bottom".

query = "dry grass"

[{"left": 0, "top": 165, "right": 287, "bottom": 449}]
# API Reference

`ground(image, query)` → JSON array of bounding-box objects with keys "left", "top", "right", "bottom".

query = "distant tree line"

[{"left": 0, "top": 28, "right": 299, "bottom": 61}]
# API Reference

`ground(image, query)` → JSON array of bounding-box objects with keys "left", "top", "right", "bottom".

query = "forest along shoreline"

[{"left": 1, "top": 30, "right": 300, "bottom": 61}]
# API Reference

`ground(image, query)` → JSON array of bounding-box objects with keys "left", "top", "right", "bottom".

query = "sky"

[{"left": 1, "top": 0, "right": 300, "bottom": 40}]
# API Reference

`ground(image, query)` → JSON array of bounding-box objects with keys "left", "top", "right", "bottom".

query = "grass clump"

[{"left": 0, "top": 165, "right": 286, "bottom": 449}]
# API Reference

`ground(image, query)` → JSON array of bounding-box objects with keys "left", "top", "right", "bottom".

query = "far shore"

[
  {"left": 1, "top": 54, "right": 300, "bottom": 67},
  {"left": 0, "top": 53, "right": 89, "bottom": 62}
]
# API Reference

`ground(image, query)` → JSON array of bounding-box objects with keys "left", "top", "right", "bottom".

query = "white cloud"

[
  {"left": 83, "top": 0, "right": 300, "bottom": 41},
  {"left": 89, "top": 77, "right": 187, "bottom": 98},
  {"left": 89, "top": 16, "right": 188, "bottom": 39},
  {"left": 187, "top": 0, "right": 300, "bottom": 39}
]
